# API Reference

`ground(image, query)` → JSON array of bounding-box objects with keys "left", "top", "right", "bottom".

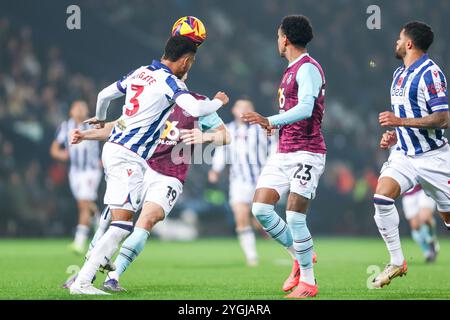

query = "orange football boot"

[
  {"left": 285, "top": 281, "right": 318, "bottom": 299},
  {"left": 282, "top": 252, "right": 317, "bottom": 292}
]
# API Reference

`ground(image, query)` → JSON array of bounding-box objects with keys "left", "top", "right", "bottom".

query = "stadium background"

[{"left": 0, "top": 0, "right": 449, "bottom": 238}]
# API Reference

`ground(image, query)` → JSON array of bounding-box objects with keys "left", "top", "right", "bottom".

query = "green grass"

[{"left": 0, "top": 237, "right": 449, "bottom": 300}]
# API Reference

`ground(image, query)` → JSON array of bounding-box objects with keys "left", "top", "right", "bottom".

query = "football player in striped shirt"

[
  {"left": 70, "top": 36, "right": 229, "bottom": 295},
  {"left": 50, "top": 100, "right": 102, "bottom": 255},
  {"left": 373, "top": 21, "right": 449, "bottom": 288},
  {"left": 209, "top": 97, "right": 276, "bottom": 267},
  {"left": 66, "top": 91, "right": 230, "bottom": 292}
]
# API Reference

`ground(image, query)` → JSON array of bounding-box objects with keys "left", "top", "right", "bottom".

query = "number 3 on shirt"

[{"left": 125, "top": 84, "right": 144, "bottom": 116}]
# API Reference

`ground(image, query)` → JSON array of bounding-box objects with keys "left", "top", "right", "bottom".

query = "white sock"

[
  {"left": 108, "top": 270, "right": 120, "bottom": 281},
  {"left": 301, "top": 268, "right": 315, "bottom": 286},
  {"left": 86, "top": 206, "right": 111, "bottom": 259},
  {"left": 75, "top": 221, "right": 132, "bottom": 285},
  {"left": 237, "top": 227, "right": 258, "bottom": 262},
  {"left": 74, "top": 224, "right": 90, "bottom": 248},
  {"left": 374, "top": 194, "right": 404, "bottom": 266}
]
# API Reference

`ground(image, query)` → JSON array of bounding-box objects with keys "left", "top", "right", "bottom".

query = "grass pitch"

[{"left": 0, "top": 237, "right": 449, "bottom": 300}]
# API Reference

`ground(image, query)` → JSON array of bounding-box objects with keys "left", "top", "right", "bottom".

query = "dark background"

[{"left": 0, "top": 0, "right": 449, "bottom": 237}]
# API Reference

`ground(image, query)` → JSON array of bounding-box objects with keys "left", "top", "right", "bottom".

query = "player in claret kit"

[
  {"left": 242, "top": 15, "right": 325, "bottom": 298},
  {"left": 69, "top": 36, "right": 229, "bottom": 295},
  {"left": 69, "top": 90, "right": 230, "bottom": 292},
  {"left": 50, "top": 100, "right": 102, "bottom": 255},
  {"left": 373, "top": 21, "right": 449, "bottom": 288}
]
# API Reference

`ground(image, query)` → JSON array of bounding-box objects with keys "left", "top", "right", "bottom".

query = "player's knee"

[
  {"left": 375, "top": 177, "right": 401, "bottom": 199},
  {"left": 251, "top": 203, "right": 274, "bottom": 223}
]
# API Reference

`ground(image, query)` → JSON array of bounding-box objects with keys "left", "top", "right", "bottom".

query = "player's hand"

[
  {"left": 379, "top": 112, "right": 403, "bottom": 127},
  {"left": 265, "top": 125, "right": 276, "bottom": 136},
  {"left": 84, "top": 117, "right": 105, "bottom": 129},
  {"left": 71, "top": 129, "right": 85, "bottom": 145},
  {"left": 241, "top": 112, "right": 270, "bottom": 129},
  {"left": 180, "top": 128, "right": 204, "bottom": 145},
  {"left": 208, "top": 170, "right": 220, "bottom": 184},
  {"left": 379, "top": 130, "right": 397, "bottom": 149},
  {"left": 213, "top": 92, "right": 229, "bottom": 106}
]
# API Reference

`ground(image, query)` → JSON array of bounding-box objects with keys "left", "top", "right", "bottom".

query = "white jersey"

[
  {"left": 108, "top": 60, "right": 189, "bottom": 160},
  {"left": 55, "top": 118, "right": 101, "bottom": 172},
  {"left": 212, "top": 121, "right": 277, "bottom": 185},
  {"left": 390, "top": 54, "right": 448, "bottom": 156}
]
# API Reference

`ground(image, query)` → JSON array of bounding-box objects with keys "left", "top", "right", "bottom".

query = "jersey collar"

[
  {"left": 150, "top": 60, "right": 173, "bottom": 74},
  {"left": 406, "top": 54, "right": 429, "bottom": 72},
  {"left": 288, "top": 52, "right": 309, "bottom": 68}
]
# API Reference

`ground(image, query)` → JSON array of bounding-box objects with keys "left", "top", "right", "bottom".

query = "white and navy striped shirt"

[
  {"left": 108, "top": 60, "right": 188, "bottom": 160},
  {"left": 390, "top": 54, "right": 448, "bottom": 156},
  {"left": 55, "top": 119, "right": 101, "bottom": 172},
  {"left": 212, "top": 121, "right": 277, "bottom": 185}
]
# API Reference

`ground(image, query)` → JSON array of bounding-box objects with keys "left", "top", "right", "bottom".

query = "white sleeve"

[
  {"left": 212, "top": 145, "right": 227, "bottom": 172},
  {"left": 95, "top": 82, "right": 125, "bottom": 120},
  {"left": 175, "top": 93, "right": 223, "bottom": 117}
]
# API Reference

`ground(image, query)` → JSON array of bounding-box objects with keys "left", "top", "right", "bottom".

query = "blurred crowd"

[{"left": 0, "top": 0, "right": 449, "bottom": 236}]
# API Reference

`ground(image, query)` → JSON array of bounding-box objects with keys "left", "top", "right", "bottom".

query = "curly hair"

[
  {"left": 280, "top": 15, "right": 313, "bottom": 48},
  {"left": 403, "top": 21, "right": 434, "bottom": 52}
]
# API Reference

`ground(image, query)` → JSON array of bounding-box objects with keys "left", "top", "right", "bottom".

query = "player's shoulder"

[{"left": 393, "top": 66, "right": 404, "bottom": 79}]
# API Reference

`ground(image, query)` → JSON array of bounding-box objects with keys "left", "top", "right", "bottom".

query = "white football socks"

[
  {"left": 74, "top": 224, "right": 90, "bottom": 249},
  {"left": 237, "top": 227, "right": 258, "bottom": 263},
  {"left": 373, "top": 194, "right": 404, "bottom": 266},
  {"left": 75, "top": 221, "right": 132, "bottom": 285}
]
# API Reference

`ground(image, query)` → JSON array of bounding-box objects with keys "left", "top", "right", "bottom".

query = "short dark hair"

[
  {"left": 163, "top": 36, "right": 197, "bottom": 62},
  {"left": 403, "top": 21, "right": 434, "bottom": 52},
  {"left": 280, "top": 15, "right": 313, "bottom": 48}
]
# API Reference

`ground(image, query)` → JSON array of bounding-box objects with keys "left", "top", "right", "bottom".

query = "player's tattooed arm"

[
  {"left": 71, "top": 121, "right": 116, "bottom": 144},
  {"left": 379, "top": 111, "right": 449, "bottom": 129},
  {"left": 180, "top": 124, "right": 231, "bottom": 146}
]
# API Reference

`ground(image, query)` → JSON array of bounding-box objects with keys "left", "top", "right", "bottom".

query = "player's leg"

[
  {"left": 104, "top": 169, "right": 182, "bottom": 291},
  {"left": 372, "top": 177, "right": 410, "bottom": 288},
  {"left": 104, "top": 202, "right": 164, "bottom": 291},
  {"left": 71, "top": 199, "right": 92, "bottom": 254},
  {"left": 86, "top": 206, "right": 111, "bottom": 259},
  {"left": 252, "top": 188, "right": 295, "bottom": 257},
  {"left": 284, "top": 152, "right": 324, "bottom": 299},
  {"left": 232, "top": 202, "right": 258, "bottom": 266},
  {"left": 402, "top": 192, "right": 433, "bottom": 261},
  {"left": 70, "top": 144, "right": 144, "bottom": 295}
]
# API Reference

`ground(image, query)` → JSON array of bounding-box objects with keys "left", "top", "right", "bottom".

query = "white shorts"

[
  {"left": 256, "top": 151, "right": 326, "bottom": 199},
  {"left": 142, "top": 167, "right": 183, "bottom": 215},
  {"left": 401, "top": 189, "right": 436, "bottom": 220},
  {"left": 229, "top": 179, "right": 256, "bottom": 205},
  {"left": 380, "top": 144, "right": 450, "bottom": 212},
  {"left": 69, "top": 169, "right": 102, "bottom": 201},
  {"left": 102, "top": 142, "right": 148, "bottom": 212}
]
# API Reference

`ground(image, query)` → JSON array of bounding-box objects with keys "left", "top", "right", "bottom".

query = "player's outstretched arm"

[
  {"left": 175, "top": 92, "right": 229, "bottom": 117},
  {"left": 71, "top": 122, "right": 116, "bottom": 144},
  {"left": 379, "top": 111, "right": 449, "bottom": 129},
  {"left": 180, "top": 124, "right": 231, "bottom": 146},
  {"left": 91, "top": 83, "right": 126, "bottom": 128}
]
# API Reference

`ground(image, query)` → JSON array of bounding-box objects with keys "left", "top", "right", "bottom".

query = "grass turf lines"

[{"left": 0, "top": 237, "right": 449, "bottom": 300}]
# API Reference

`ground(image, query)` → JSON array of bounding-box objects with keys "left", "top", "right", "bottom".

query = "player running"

[
  {"left": 373, "top": 21, "right": 449, "bottom": 288},
  {"left": 70, "top": 36, "right": 229, "bottom": 295},
  {"left": 50, "top": 100, "right": 102, "bottom": 254},
  {"left": 401, "top": 184, "right": 439, "bottom": 262},
  {"left": 208, "top": 97, "right": 276, "bottom": 267},
  {"left": 242, "top": 15, "right": 325, "bottom": 298}
]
